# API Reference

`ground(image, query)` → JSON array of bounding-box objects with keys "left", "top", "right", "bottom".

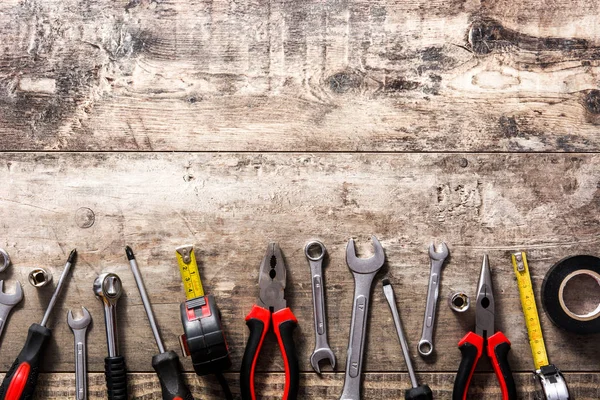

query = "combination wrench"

[
  {"left": 305, "top": 240, "right": 336, "bottom": 373},
  {"left": 0, "top": 280, "right": 23, "bottom": 339},
  {"left": 340, "top": 236, "right": 385, "bottom": 400},
  {"left": 68, "top": 307, "right": 92, "bottom": 400},
  {"left": 418, "top": 242, "right": 449, "bottom": 357}
]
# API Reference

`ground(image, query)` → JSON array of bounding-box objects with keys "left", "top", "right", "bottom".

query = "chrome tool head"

[
  {"left": 428, "top": 242, "right": 449, "bottom": 261},
  {"left": 0, "top": 249, "right": 10, "bottom": 273},
  {"left": 93, "top": 273, "right": 123, "bottom": 307},
  {"left": 0, "top": 280, "right": 23, "bottom": 306},
  {"left": 475, "top": 255, "right": 495, "bottom": 339},
  {"left": 305, "top": 241, "right": 326, "bottom": 262},
  {"left": 67, "top": 306, "right": 92, "bottom": 330},
  {"left": 310, "top": 347, "right": 336, "bottom": 374},
  {"left": 346, "top": 236, "right": 385, "bottom": 274},
  {"left": 257, "top": 243, "right": 287, "bottom": 312}
]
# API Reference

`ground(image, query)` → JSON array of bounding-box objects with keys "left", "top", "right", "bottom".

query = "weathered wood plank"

[
  {"left": 12, "top": 372, "right": 600, "bottom": 399},
  {"left": 0, "top": 0, "right": 599, "bottom": 151},
  {"left": 0, "top": 152, "right": 598, "bottom": 375}
]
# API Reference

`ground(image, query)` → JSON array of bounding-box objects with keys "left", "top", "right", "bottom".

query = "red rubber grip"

[
  {"left": 272, "top": 308, "right": 299, "bottom": 400},
  {"left": 487, "top": 332, "right": 517, "bottom": 400},
  {"left": 453, "top": 332, "right": 484, "bottom": 400},
  {"left": 240, "top": 305, "right": 271, "bottom": 400},
  {"left": 5, "top": 363, "right": 30, "bottom": 400}
]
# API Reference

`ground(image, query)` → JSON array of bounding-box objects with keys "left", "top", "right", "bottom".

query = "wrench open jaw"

[
  {"left": 428, "top": 242, "right": 449, "bottom": 261},
  {"left": 67, "top": 306, "right": 92, "bottom": 330},
  {"left": 0, "top": 280, "right": 23, "bottom": 340},
  {"left": 340, "top": 236, "right": 385, "bottom": 400}
]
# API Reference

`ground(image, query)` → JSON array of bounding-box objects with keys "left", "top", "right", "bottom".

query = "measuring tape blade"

[
  {"left": 176, "top": 245, "right": 205, "bottom": 299},
  {"left": 512, "top": 251, "right": 549, "bottom": 370}
]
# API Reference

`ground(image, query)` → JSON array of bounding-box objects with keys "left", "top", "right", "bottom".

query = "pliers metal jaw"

[
  {"left": 240, "top": 243, "right": 300, "bottom": 400},
  {"left": 453, "top": 255, "right": 517, "bottom": 400}
]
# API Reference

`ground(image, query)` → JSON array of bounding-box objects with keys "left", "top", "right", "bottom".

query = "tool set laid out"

[{"left": 0, "top": 239, "right": 592, "bottom": 400}]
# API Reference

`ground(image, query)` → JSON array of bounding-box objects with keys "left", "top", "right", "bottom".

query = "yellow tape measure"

[
  {"left": 176, "top": 245, "right": 205, "bottom": 300},
  {"left": 511, "top": 251, "right": 549, "bottom": 370}
]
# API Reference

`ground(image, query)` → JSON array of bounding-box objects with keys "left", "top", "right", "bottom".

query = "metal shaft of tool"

[
  {"left": 127, "top": 255, "right": 165, "bottom": 354},
  {"left": 41, "top": 249, "right": 75, "bottom": 327},
  {"left": 383, "top": 282, "right": 418, "bottom": 388},
  {"left": 73, "top": 328, "right": 88, "bottom": 400},
  {"left": 418, "top": 254, "right": 446, "bottom": 356}
]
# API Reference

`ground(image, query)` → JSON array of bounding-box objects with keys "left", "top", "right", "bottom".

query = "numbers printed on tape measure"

[
  {"left": 176, "top": 245, "right": 205, "bottom": 300},
  {"left": 512, "top": 252, "right": 549, "bottom": 370}
]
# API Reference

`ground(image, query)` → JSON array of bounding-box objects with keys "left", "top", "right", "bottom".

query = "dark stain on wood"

[
  {"left": 499, "top": 116, "right": 520, "bottom": 137},
  {"left": 328, "top": 71, "right": 363, "bottom": 94},
  {"left": 468, "top": 19, "right": 598, "bottom": 59},
  {"left": 585, "top": 90, "right": 600, "bottom": 114}
]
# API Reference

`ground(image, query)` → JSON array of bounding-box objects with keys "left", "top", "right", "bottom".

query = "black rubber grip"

[
  {"left": 405, "top": 384, "right": 433, "bottom": 400},
  {"left": 240, "top": 318, "right": 266, "bottom": 400},
  {"left": 491, "top": 342, "right": 517, "bottom": 400},
  {"left": 0, "top": 323, "right": 51, "bottom": 400},
  {"left": 278, "top": 320, "right": 299, "bottom": 400},
  {"left": 152, "top": 351, "right": 194, "bottom": 400},
  {"left": 452, "top": 342, "right": 479, "bottom": 400},
  {"left": 105, "top": 356, "right": 128, "bottom": 400}
]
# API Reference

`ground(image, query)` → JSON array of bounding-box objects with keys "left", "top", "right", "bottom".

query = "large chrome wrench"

[
  {"left": 340, "top": 236, "right": 385, "bottom": 400},
  {"left": 68, "top": 307, "right": 92, "bottom": 400},
  {"left": 0, "top": 280, "right": 23, "bottom": 340},
  {"left": 305, "top": 240, "right": 336, "bottom": 373},
  {"left": 418, "top": 242, "right": 449, "bottom": 356}
]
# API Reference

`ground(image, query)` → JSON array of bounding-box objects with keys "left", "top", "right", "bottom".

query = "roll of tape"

[{"left": 542, "top": 255, "right": 600, "bottom": 334}]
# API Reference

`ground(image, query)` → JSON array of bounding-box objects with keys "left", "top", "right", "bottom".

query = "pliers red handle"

[
  {"left": 453, "top": 331, "right": 516, "bottom": 400},
  {"left": 240, "top": 305, "right": 299, "bottom": 400}
]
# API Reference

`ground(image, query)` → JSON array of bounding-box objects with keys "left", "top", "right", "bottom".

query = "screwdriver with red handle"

[
  {"left": 126, "top": 246, "right": 194, "bottom": 400},
  {"left": 0, "top": 249, "right": 76, "bottom": 400}
]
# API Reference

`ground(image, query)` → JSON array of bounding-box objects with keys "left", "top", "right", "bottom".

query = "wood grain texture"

[
  {"left": 7, "top": 372, "right": 599, "bottom": 399},
  {"left": 0, "top": 152, "right": 598, "bottom": 376},
  {"left": 0, "top": 0, "right": 600, "bottom": 151}
]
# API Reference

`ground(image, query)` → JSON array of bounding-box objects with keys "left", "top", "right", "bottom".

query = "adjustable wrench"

[
  {"left": 305, "top": 240, "right": 335, "bottom": 373},
  {"left": 418, "top": 242, "right": 449, "bottom": 356},
  {"left": 68, "top": 307, "right": 92, "bottom": 400},
  {"left": 0, "top": 280, "right": 23, "bottom": 339},
  {"left": 340, "top": 236, "right": 385, "bottom": 400}
]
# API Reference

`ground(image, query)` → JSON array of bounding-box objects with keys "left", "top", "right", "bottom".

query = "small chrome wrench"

[
  {"left": 0, "top": 280, "right": 23, "bottom": 339},
  {"left": 68, "top": 307, "right": 92, "bottom": 400},
  {"left": 418, "top": 242, "right": 449, "bottom": 356},
  {"left": 340, "top": 236, "right": 385, "bottom": 400},
  {"left": 305, "top": 240, "right": 336, "bottom": 373}
]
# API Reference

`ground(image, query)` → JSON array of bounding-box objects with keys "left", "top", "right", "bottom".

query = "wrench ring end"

[
  {"left": 418, "top": 339, "right": 433, "bottom": 356},
  {"left": 305, "top": 240, "right": 326, "bottom": 262}
]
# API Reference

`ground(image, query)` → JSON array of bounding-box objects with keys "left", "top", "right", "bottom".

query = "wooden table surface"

[{"left": 1, "top": 0, "right": 599, "bottom": 398}]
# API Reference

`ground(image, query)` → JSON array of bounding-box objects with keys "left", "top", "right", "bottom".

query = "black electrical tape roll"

[{"left": 542, "top": 255, "right": 600, "bottom": 334}]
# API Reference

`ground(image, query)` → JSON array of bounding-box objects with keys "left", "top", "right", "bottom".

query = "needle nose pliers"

[
  {"left": 240, "top": 243, "right": 299, "bottom": 400},
  {"left": 453, "top": 255, "right": 517, "bottom": 400}
]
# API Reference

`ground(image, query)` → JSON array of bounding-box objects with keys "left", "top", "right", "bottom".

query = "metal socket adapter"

[
  {"left": 28, "top": 268, "right": 52, "bottom": 287},
  {"left": 0, "top": 248, "right": 10, "bottom": 272}
]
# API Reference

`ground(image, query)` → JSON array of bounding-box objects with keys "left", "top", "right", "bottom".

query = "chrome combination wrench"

[
  {"left": 0, "top": 280, "right": 23, "bottom": 340},
  {"left": 418, "top": 242, "right": 449, "bottom": 357},
  {"left": 68, "top": 307, "right": 92, "bottom": 400},
  {"left": 340, "top": 236, "right": 385, "bottom": 400},
  {"left": 305, "top": 240, "right": 335, "bottom": 373}
]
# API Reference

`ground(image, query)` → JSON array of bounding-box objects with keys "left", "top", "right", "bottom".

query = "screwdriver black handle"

[
  {"left": 405, "top": 384, "right": 433, "bottom": 400},
  {"left": 105, "top": 355, "right": 128, "bottom": 400},
  {"left": 0, "top": 323, "right": 51, "bottom": 400},
  {"left": 152, "top": 351, "right": 194, "bottom": 400}
]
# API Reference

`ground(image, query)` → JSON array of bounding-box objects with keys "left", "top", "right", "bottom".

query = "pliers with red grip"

[
  {"left": 240, "top": 243, "right": 299, "bottom": 400},
  {"left": 453, "top": 255, "right": 517, "bottom": 400}
]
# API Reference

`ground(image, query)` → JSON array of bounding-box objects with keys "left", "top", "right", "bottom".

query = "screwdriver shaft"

[
  {"left": 126, "top": 246, "right": 165, "bottom": 354},
  {"left": 383, "top": 279, "right": 418, "bottom": 388},
  {"left": 41, "top": 249, "right": 76, "bottom": 327}
]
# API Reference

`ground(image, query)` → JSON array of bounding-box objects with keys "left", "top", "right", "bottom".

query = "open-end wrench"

[
  {"left": 68, "top": 307, "right": 92, "bottom": 400},
  {"left": 305, "top": 240, "right": 336, "bottom": 373},
  {"left": 340, "top": 236, "right": 385, "bottom": 400},
  {"left": 0, "top": 280, "right": 23, "bottom": 340},
  {"left": 418, "top": 242, "right": 449, "bottom": 357}
]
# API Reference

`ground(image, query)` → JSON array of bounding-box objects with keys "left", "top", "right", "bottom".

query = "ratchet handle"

[
  {"left": 0, "top": 323, "right": 51, "bottom": 400},
  {"left": 452, "top": 332, "right": 483, "bottom": 400},
  {"left": 105, "top": 356, "right": 128, "bottom": 400},
  {"left": 152, "top": 351, "right": 194, "bottom": 400},
  {"left": 487, "top": 332, "right": 517, "bottom": 400},
  {"left": 240, "top": 305, "right": 270, "bottom": 400},
  {"left": 272, "top": 308, "right": 299, "bottom": 400}
]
